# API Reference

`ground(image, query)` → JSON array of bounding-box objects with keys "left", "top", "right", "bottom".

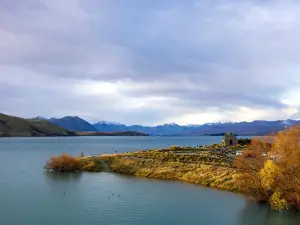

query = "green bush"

[
  {"left": 169, "top": 146, "right": 183, "bottom": 151},
  {"left": 238, "top": 138, "right": 251, "bottom": 146}
]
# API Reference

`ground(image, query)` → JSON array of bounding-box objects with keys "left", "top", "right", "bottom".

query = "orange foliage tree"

[
  {"left": 235, "top": 126, "right": 300, "bottom": 210},
  {"left": 45, "top": 153, "right": 82, "bottom": 172}
]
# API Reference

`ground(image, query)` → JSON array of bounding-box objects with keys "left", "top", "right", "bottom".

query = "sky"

[{"left": 1, "top": 0, "right": 300, "bottom": 125}]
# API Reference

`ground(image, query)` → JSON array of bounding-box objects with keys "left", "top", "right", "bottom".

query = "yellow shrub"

[
  {"left": 259, "top": 160, "right": 282, "bottom": 189},
  {"left": 269, "top": 191, "right": 289, "bottom": 211},
  {"left": 46, "top": 153, "right": 81, "bottom": 172}
]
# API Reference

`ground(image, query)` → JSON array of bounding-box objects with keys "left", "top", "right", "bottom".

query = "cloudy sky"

[{"left": 1, "top": 0, "right": 300, "bottom": 125}]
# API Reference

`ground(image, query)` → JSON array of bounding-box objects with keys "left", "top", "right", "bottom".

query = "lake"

[{"left": 0, "top": 136, "right": 299, "bottom": 225}]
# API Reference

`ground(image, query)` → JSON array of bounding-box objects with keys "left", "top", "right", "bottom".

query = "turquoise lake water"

[{"left": 0, "top": 136, "right": 299, "bottom": 225}]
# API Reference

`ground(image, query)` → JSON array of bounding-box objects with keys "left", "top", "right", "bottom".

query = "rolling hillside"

[{"left": 0, "top": 113, "right": 76, "bottom": 137}]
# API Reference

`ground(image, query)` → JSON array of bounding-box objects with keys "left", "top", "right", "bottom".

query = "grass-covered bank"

[
  {"left": 99, "top": 149, "right": 241, "bottom": 192},
  {"left": 45, "top": 148, "right": 242, "bottom": 192}
]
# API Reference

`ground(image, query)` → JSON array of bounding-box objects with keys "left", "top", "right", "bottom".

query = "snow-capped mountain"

[
  {"left": 93, "top": 119, "right": 300, "bottom": 135},
  {"left": 96, "top": 121, "right": 123, "bottom": 126},
  {"left": 41, "top": 115, "right": 300, "bottom": 136}
]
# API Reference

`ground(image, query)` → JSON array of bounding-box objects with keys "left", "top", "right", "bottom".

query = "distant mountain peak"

[
  {"left": 48, "top": 116, "right": 97, "bottom": 132},
  {"left": 204, "top": 122, "right": 223, "bottom": 126},
  {"left": 161, "top": 123, "right": 179, "bottom": 126},
  {"left": 186, "top": 124, "right": 202, "bottom": 127},
  {"left": 62, "top": 116, "right": 80, "bottom": 119},
  {"left": 30, "top": 116, "right": 47, "bottom": 120},
  {"left": 95, "top": 121, "right": 123, "bottom": 125}
]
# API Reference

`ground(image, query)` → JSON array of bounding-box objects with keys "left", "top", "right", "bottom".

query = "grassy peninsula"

[
  {"left": 46, "top": 144, "right": 246, "bottom": 192},
  {"left": 46, "top": 126, "right": 300, "bottom": 211},
  {"left": 100, "top": 148, "right": 241, "bottom": 192}
]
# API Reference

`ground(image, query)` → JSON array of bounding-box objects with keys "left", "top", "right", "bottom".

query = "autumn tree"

[
  {"left": 235, "top": 126, "right": 300, "bottom": 210},
  {"left": 271, "top": 126, "right": 300, "bottom": 209},
  {"left": 235, "top": 137, "right": 271, "bottom": 202},
  {"left": 45, "top": 153, "right": 81, "bottom": 172}
]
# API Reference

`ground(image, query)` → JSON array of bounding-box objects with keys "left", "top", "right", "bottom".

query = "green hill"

[{"left": 0, "top": 113, "right": 77, "bottom": 137}]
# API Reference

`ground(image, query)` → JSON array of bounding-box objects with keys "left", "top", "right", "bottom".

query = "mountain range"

[
  {"left": 94, "top": 120, "right": 300, "bottom": 136},
  {"left": 0, "top": 113, "right": 147, "bottom": 137},
  {"left": 39, "top": 116, "right": 300, "bottom": 136}
]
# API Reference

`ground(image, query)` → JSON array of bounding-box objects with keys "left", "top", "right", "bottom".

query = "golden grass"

[{"left": 99, "top": 150, "right": 241, "bottom": 192}]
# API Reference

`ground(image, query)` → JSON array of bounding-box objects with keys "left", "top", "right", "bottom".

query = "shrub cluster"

[
  {"left": 45, "top": 154, "right": 103, "bottom": 172},
  {"left": 45, "top": 154, "right": 81, "bottom": 172},
  {"left": 238, "top": 138, "right": 252, "bottom": 146}
]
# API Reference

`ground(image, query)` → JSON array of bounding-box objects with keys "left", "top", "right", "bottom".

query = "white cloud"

[
  {"left": 72, "top": 81, "right": 120, "bottom": 96},
  {"left": 171, "top": 111, "right": 226, "bottom": 125}
]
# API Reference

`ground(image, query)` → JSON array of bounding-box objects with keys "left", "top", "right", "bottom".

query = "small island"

[{"left": 45, "top": 128, "right": 300, "bottom": 211}]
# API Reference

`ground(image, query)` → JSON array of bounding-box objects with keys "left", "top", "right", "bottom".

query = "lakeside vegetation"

[
  {"left": 100, "top": 150, "right": 240, "bottom": 192},
  {"left": 45, "top": 126, "right": 300, "bottom": 211}
]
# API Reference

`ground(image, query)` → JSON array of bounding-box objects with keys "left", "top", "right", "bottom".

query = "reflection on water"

[
  {"left": 237, "top": 200, "right": 300, "bottom": 225},
  {"left": 44, "top": 171, "right": 82, "bottom": 182}
]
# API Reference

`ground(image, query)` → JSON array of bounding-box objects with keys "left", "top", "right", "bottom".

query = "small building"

[{"left": 222, "top": 132, "right": 238, "bottom": 146}]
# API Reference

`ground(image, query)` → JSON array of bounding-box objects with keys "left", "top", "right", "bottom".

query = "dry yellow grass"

[
  {"left": 47, "top": 149, "right": 241, "bottom": 192},
  {"left": 99, "top": 151, "right": 241, "bottom": 192}
]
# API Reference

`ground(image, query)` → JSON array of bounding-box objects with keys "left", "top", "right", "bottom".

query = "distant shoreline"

[
  {"left": 76, "top": 131, "right": 149, "bottom": 137},
  {"left": 0, "top": 132, "right": 148, "bottom": 138}
]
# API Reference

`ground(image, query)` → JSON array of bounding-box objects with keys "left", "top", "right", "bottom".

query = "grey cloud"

[
  {"left": 121, "top": 84, "right": 286, "bottom": 110},
  {"left": 1, "top": 0, "right": 300, "bottom": 124}
]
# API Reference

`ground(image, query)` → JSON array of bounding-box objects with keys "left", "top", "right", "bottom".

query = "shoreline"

[
  {"left": 110, "top": 169, "right": 248, "bottom": 198},
  {"left": 45, "top": 143, "right": 251, "bottom": 198},
  {"left": 96, "top": 148, "right": 243, "bottom": 194}
]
